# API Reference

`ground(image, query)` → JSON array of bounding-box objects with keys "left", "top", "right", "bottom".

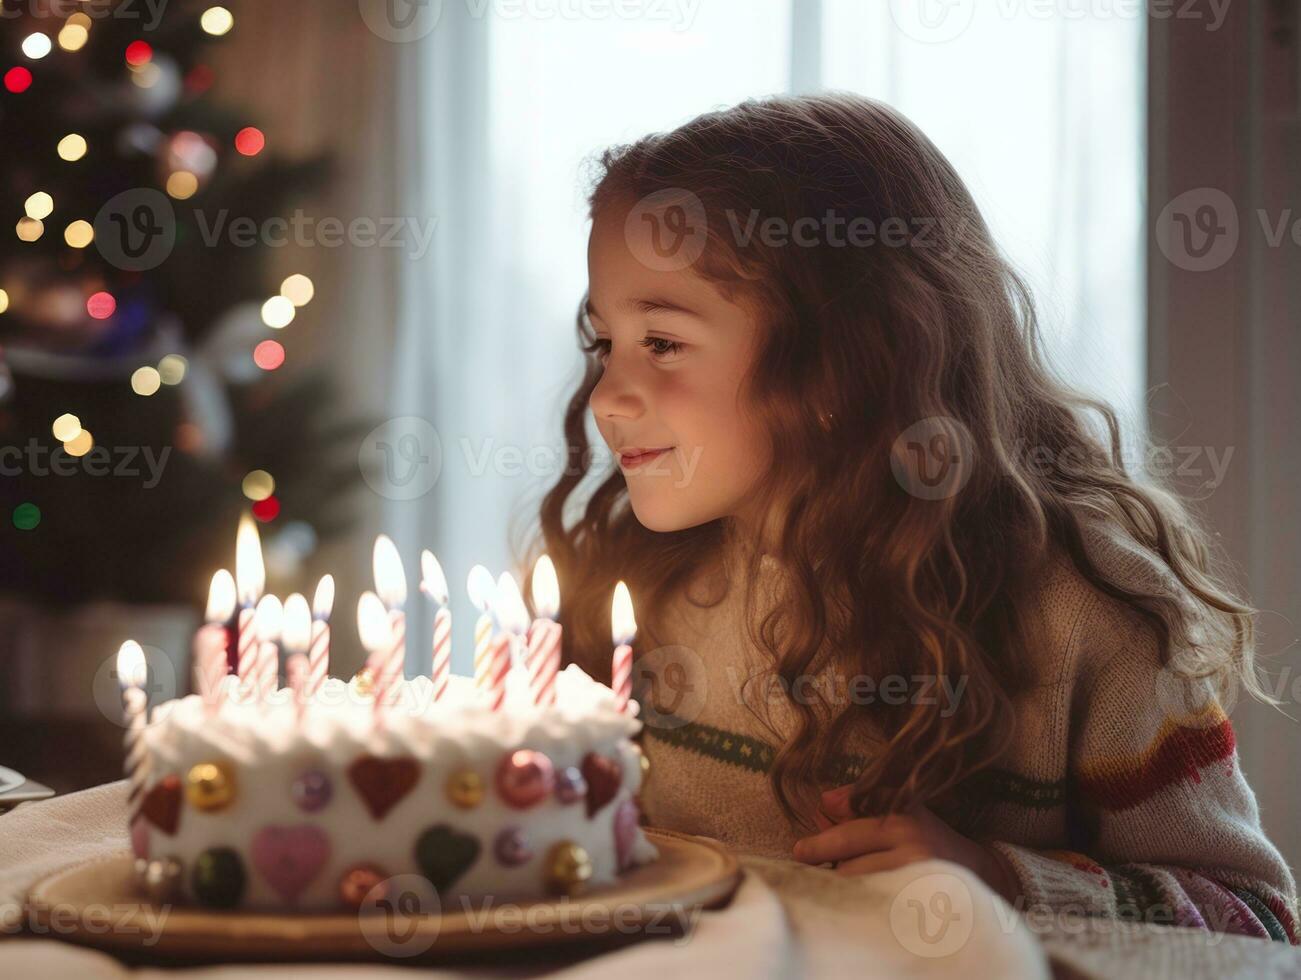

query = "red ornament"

[
  {"left": 4, "top": 67, "right": 32, "bottom": 93},
  {"left": 251, "top": 495, "right": 280, "bottom": 522},
  {"left": 125, "top": 40, "right": 153, "bottom": 66},
  {"left": 235, "top": 127, "right": 265, "bottom": 156},
  {"left": 495, "top": 750, "right": 554, "bottom": 809}
]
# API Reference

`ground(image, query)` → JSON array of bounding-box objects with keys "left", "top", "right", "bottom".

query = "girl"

[{"left": 522, "top": 92, "right": 1297, "bottom": 941}]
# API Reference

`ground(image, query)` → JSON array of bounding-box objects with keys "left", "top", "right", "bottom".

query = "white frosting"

[{"left": 137, "top": 664, "right": 659, "bottom": 910}]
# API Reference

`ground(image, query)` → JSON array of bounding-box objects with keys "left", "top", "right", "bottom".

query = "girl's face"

[{"left": 586, "top": 202, "right": 772, "bottom": 533}]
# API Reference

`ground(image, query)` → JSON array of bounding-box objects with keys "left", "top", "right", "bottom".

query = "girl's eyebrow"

[{"left": 585, "top": 296, "right": 703, "bottom": 321}]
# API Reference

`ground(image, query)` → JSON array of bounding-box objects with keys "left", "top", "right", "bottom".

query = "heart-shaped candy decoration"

[
  {"left": 580, "top": 752, "right": 622, "bottom": 819},
  {"left": 348, "top": 755, "right": 421, "bottom": 820},
  {"left": 251, "top": 824, "right": 331, "bottom": 903},
  {"left": 140, "top": 775, "right": 182, "bottom": 835},
  {"left": 415, "top": 824, "right": 480, "bottom": 892}
]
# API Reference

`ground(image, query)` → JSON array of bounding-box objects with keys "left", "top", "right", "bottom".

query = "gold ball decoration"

[
  {"left": 185, "top": 761, "right": 236, "bottom": 812},
  {"left": 543, "top": 841, "right": 592, "bottom": 897},
  {"left": 446, "top": 769, "right": 484, "bottom": 809},
  {"left": 352, "top": 667, "right": 375, "bottom": 698}
]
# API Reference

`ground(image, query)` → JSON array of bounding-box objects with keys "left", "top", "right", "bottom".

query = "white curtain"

[{"left": 386, "top": 0, "right": 1145, "bottom": 675}]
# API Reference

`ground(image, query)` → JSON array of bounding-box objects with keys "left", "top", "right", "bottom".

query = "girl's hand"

[{"left": 794, "top": 784, "right": 1021, "bottom": 904}]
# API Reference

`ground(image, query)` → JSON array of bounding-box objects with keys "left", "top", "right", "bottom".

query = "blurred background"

[{"left": 0, "top": 0, "right": 1296, "bottom": 869}]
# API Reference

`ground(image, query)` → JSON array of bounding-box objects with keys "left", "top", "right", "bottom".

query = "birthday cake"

[{"left": 128, "top": 666, "right": 658, "bottom": 911}]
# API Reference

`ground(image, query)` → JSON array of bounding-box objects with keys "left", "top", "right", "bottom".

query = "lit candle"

[
  {"left": 308, "top": 574, "right": 334, "bottom": 697},
  {"left": 117, "top": 640, "right": 150, "bottom": 819},
  {"left": 254, "top": 594, "right": 283, "bottom": 702},
  {"left": 234, "top": 515, "right": 265, "bottom": 701},
  {"left": 527, "top": 555, "right": 562, "bottom": 707},
  {"left": 372, "top": 535, "right": 407, "bottom": 712},
  {"left": 467, "top": 565, "right": 497, "bottom": 698},
  {"left": 611, "top": 581, "right": 637, "bottom": 712},
  {"left": 287, "top": 653, "right": 308, "bottom": 726},
  {"left": 491, "top": 571, "right": 529, "bottom": 713},
  {"left": 420, "top": 550, "right": 451, "bottom": 702},
  {"left": 357, "top": 590, "right": 394, "bottom": 730},
  {"left": 283, "top": 593, "right": 310, "bottom": 726},
  {"left": 195, "top": 569, "right": 235, "bottom": 715}
]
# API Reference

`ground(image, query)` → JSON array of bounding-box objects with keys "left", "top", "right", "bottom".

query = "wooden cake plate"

[{"left": 25, "top": 828, "right": 742, "bottom": 965}]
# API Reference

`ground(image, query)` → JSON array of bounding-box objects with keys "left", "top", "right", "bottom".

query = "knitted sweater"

[{"left": 635, "top": 516, "right": 1300, "bottom": 943}]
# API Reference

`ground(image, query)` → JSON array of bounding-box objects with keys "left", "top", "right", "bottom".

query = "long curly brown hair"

[{"left": 512, "top": 92, "right": 1268, "bottom": 834}]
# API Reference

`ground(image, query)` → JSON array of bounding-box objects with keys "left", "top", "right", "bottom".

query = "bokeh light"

[
  {"left": 4, "top": 68, "right": 33, "bottom": 94},
  {"left": 87, "top": 291, "right": 116, "bottom": 319},
  {"left": 242, "top": 469, "right": 275, "bottom": 501},
  {"left": 260, "top": 295, "right": 295, "bottom": 329},
  {"left": 200, "top": 6, "right": 234, "bottom": 35},
  {"left": 25, "top": 192, "right": 54, "bottom": 220},
  {"left": 125, "top": 40, "right": 153, "bottom": 66},
  {"left": 253, "top": 340, "right": 285, "bottom": 371},
  {"left": 22, "top": 33, "right": 52, "bottom": 60},
  {"left": 234, "top": 127, "right": 265, "bottom": 156},
  {"left": 165, "top": 170, "right": 199, "bottom": 199},
  {"left": 13, "top": 503, "right": 40, "bottom": 531},
  {"left": 64, "top": 220, "right": 93, "bottom": 248},
  {"left": 17, "top": 218, "right": 44, "bottom": 243},
  {"left": 252, "top": 495, "right": 281, "bottom": 522},
  {"left": 57, "top": 133, "right": 87, "bottom": 162},
  {"left": 158, "top": 354, "right": 188, "bottom": 385},
  {"left": 0, "top": 289, "right": 8, "bottom": 314},
  {"left": 57, "top": 23, "right": 88, "bottom": 52},
  {"left": 280, "top": 274, "right": 315, "bottom": 307},
  {"left": 52, "top": 413, "right": 82, "bottom": 442},
  {"left": 64, "top": 429, "right": 93, "bottom": 457},
  {"left": 131, "top": 366, "right": 162, "bottom": 396}
]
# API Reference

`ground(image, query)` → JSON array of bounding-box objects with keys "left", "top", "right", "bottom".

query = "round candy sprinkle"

[
  {"left": 495, "top": 750, "right": 554, "bottom": 810},
  {"left": 291, "top": 769, "right": 332, "bottom": 813},
  {"left": 554, "top": 766, "right": 586, "bottom": 805},
  {"left": 192, "top": 847, "right": 245, "bottom": 908},
  {"left": 446, "top": 769, "right": 484, "bottom": 809},
  {"left": 494, "top": 827, "right": 532, "bottom": 866},
  {"left": 339, "top": 864, "right": 388, "bottom": 909},
  {"left": 186, "top": 761, "right": 236, "bottom": 812},
  {"left": 543, "top": 841, "right": 592, "bottom": 896}
]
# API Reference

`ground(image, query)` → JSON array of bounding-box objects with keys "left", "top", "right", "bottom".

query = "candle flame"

[
  {"left": 611, "top": 581, "right": 637, "bottom": 645},
  {"left": 494, "top": 572, "right": 529, "bottom": 635},
  {"left": 312, "top": 574, "right": 335, "bottom": 620},
  {"left": 531, "top": 554, "right": 560, "bottom": 619},
  {"left": 357, "top": 590, "right": 392, "bottom": 653},
  {"left": 235, "top": 514, "right": 265, "bottom": 607},
  {"left": 205, "top": 569, "right": 236, "bottom": 623},
  {"left": 116, "top": 640, "right": 146, "bottom": 688},
  {"left": 254, "top": 594, "right": 284, "bottom": 641},
  {"left": 466, "top": 564, "right": 496, "bottom": 614},
  {"left": 373, "top": 534, "right": 407, "bottom": 609},
  {"left": 282, "top": 593, "right": 312, "bottom": 653},
  {"left": 421, "top": 549, "right": 449, "bottom": 605}
]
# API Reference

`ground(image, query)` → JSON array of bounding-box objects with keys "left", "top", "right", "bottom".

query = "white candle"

[
  {"left": 234, "top": 515, "right": 265, "bottom": 704},
  {"left": 117, "top": 640, "right": 150, "bottom": 819},
  {"left": 420, "top": 550, "right": 452, "bottom": 702},
  {"left": 254, "top": 594, "right": 283, "bottom": 702},
  {"left": 358, "top": 590, "right": 395, "bottom": 730},
  {"left": 283, "top": 591, "right": 312, "bottom": 707},
  {"left": 372, "top": 535, "right": 407, "bottom": 711},
  {"left": 611, "top": 581, "right": 637, "bottom": 712},
  {"left": 467, "top": 565, "right": 498, "bottom": 698},
  {"left": 195, "top": 569, "right": 235, "bottom": 715},
  {"left": 309, "top": 574, "right": 334, "bottom": 697},
  {"left": 527, "top": 555, "right": 562, "bottom": 707}
]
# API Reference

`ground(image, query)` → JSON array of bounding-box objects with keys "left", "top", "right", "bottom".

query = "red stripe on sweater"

[{"left": 1078, "top": 717, "right": 1237, "bottom": 811}]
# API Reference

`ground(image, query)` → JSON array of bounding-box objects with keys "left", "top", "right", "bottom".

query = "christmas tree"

[{"left": 0, "top": 1, "right": 363, "bottom": 604}]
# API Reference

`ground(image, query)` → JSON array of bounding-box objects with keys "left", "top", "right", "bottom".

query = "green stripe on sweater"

[{"left": 1231, "top": 886, "right": 1290, "bottom": 942}]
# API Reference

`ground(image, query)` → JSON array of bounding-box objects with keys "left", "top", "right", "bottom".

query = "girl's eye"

[{"left": 580, "top": 337, "right": 683, "bottom": 361}]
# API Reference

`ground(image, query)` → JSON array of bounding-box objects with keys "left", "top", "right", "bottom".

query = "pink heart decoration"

[{"left": 251, "top": 824, "right": 331, "bottom": 903}]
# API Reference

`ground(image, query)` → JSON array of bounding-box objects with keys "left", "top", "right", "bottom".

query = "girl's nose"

[{"left": 589, "top": 362, "right": 644, "bottom": 422}]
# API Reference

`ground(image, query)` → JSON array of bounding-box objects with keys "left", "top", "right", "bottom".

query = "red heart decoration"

[
  {"left": 140, "top": 775, "right": 181, "bottom": 835},
  {"left": 347, "top": 755, "right": 421, "bottom": 820},
  {"left": 581, "top": 752, "right": 622, "bottom": 819}
]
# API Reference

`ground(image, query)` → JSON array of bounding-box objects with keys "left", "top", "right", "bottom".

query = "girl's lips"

[{"left": 619, "top": 447, "right": 671, "bottom": 469}]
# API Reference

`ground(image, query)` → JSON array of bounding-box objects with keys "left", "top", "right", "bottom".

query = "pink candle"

[
  {"left": 309, "top": 575, "right": 333, "bottom": 697},
  {"left": 287, "top": 653, "right": 308, "bottom": 725},
  {"left": 421, "top": 550, "right": 451, "bottom": 703},
  {"left": 117, "top": 641, "right": 149, "bottom": 819},
  {"left": 486, "top": 631, "right": 512, "bottom": 712},
  {"left": 491, "top": 572, "right": 529, "bottom": 713},
  {"left": 234, "top": 515, "right": 265, "bottom": 705},
  {"left": 358, "top": 591, "right": 397, "bottom": 730},
  {"left": 254, "top": 594, "right": 283, "bottom": 702},
  {"left": 195, "top": 570, "right": 235, "bottom": 715},
  {"left": 527, "top": 556, "right": 562, "bottom": 707},
  {"left": 467, "top": 565, "right": 497, "bottom": 698},
  {"left": 611, "top": 581, "right": 637, "bottom": 712},
  {"left": 373, "top": 536, "right": 407, "bottom": 715}
]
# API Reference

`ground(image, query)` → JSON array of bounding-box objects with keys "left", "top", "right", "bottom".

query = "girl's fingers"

[
  {"left": 794, "top": 817, "right": 902, "bottom": 864},
  {"left": 813, "top": 807, "right": 836, "bottom": 832},
  {"left": 834, "top": 847, "right": 925, "bottom": 877}
]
